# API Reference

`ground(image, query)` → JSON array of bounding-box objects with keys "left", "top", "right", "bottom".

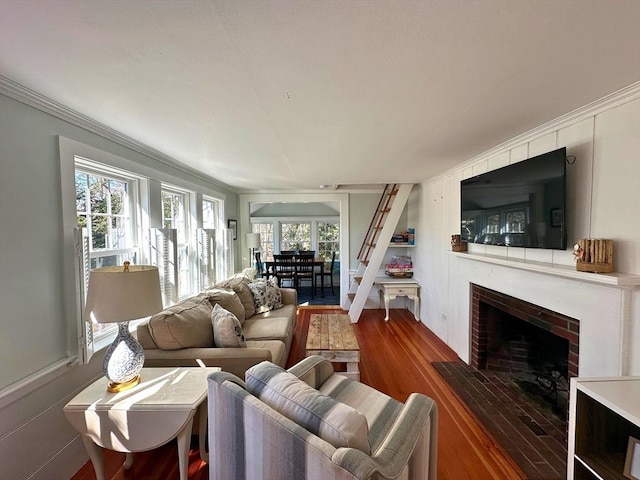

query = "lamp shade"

[
  {"left": 246, "top": 233, "right": 261, "bottom": 249},
  {"left": 84, "top": 265, "right": 163, "bottom": 324}
]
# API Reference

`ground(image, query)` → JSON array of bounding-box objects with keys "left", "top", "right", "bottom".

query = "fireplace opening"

[
  {"left": 471, "top": 285, "right": 579, "bottom": 426},
  {"left": 483, "top": 304, "right": 570, "bottom": 421}
]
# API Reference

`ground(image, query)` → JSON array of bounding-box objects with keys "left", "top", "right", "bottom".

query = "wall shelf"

[
  {"left": 568, "top": 377, "right": 640, "bottom": 479},
  {"left": 450, "top": 251, "right": 640, "bottom": 288}
]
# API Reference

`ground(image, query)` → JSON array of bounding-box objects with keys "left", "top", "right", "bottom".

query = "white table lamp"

[
  {"left": 246, "top": 232, "right": 261, "bottom": 267},
  {"left": 84, "top": 262, "right": 163, "bottom": 392}
]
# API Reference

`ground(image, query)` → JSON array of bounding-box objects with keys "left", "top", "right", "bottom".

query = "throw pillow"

[
  {"left": 148, "top": 294, "right": 214, "bottom": 350},
  {"left": 248, "top": 277, "right": 283, "bottom": 314},
  {"left": 245, "top": 362, "right": 371, "bottom": 454},
  {"left": 211, "top": 303, "right": 246, "bottom": 348},
  {"left": 204, "top": 287, "right": 246, "bottom": 325},
  {"left": 215, "top": 274, "right": 256, "bottom": 318}
]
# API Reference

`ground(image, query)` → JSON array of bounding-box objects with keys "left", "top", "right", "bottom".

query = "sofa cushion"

[
  {"left": 148, "top": 295, "right": 213, "bottom": 350},
  {"left": 242, "top": 316, "right": 292, "bottom": 344},
  {"left": 247, "top": 277, "right": 283, "bottom": 314},
  {"left": 245, "top": 362, "right": 371, "bottom": 454},
  {"left": 215, "top": 274, "right": 256, "bottom": 318},
  {"left": 204, "top": 287, "right": 246, "bottom": 325},
  {"left": 211, "top": 304, "right": 246, "bottom": 348}
]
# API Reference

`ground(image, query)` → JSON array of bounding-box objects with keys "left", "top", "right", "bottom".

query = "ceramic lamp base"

[{"left": 103, "top": 321, "right": 145, "bottom": 391}]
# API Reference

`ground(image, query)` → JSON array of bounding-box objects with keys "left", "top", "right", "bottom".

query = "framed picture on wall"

[{"left": 227, "top": 219, "right": 237, "bottom": 240}]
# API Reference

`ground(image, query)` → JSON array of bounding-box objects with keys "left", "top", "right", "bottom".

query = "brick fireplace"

[{"left": 470, "top": 284, "right": 580, "bottom": 382}]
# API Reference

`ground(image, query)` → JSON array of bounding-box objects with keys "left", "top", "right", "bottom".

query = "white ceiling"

[{"left": 1, "top": 0, "right": 638, "bottom": 192}]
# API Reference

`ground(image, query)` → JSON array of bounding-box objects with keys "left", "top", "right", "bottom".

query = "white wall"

[
  {"left": 411, "top": 84, "right": 640, "bottom": 376},
  {"left": 0, "top": 93, "right": 238, "bottom": 479}
]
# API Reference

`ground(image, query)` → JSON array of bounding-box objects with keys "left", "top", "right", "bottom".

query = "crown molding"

[
  {"left": 0, "top": 75, "right": 236, "bottom": 193},
  {"left": 425, "top": 81, "right": 640, "bottom": 184}
]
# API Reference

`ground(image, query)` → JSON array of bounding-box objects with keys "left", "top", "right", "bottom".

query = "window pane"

[
  {"left": 91, "top": 216, "right": 108, "bottom": 249},
  {"left": 280, "top": 222, "right": 310, "bottom": 251},
  {"left": 89, "top": 176, "right": 108, "bottom": 214},
  {"left": 110, "top": 216, "right": 128, "bottom": 249},
  {"left": 75, "top": 172, "right": 88, "bottom": 213},
  {"left": 109, "top": 180, "right": 126, "bottom": 215},
  {"left": 253, "top": 223, "right": 274, "bottom": 259}
]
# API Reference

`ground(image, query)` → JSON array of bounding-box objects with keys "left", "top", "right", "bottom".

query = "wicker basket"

[
  {"left": 452, "top": 243, "right": 467, "bottom": 252},
  {"left": 575, "top": 239, "right": 614, "bottom": 273}
]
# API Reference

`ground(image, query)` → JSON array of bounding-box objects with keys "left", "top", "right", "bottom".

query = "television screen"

[{"left": 461, "top": 147, "right": 567, "bottom": 250}]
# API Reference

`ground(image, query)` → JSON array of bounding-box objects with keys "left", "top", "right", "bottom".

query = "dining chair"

[
  {"left": 273, "top": 254, "right": 296, "bottom": 288},
  {"left": 294, "top": 255, "right": 315, "bottom": 298},
  {"left": 279, "top": 250, "right": 297, "bottom": 256},
  {"left": 254, "top": 251, "right": 264, "bottom": 277},
  {"left": 297, "top": 250, "right": 315, "bottom": 257},
  {"left": 315, "top": 251, "right": 336, "bottom": 297}
]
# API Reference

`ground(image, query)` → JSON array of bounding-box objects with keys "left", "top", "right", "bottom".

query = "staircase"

[{"left": 348, "top": 184, "right": 413, "bottom": 323}]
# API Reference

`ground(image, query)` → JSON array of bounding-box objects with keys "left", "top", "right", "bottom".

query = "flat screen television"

[{"left": 460, "top": 147, "right": 567, "bottom": 250}]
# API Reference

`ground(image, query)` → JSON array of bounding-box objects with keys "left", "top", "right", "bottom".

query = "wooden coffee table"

[{"left": 306, "top": 313, "right": 360, "bottom": 381}]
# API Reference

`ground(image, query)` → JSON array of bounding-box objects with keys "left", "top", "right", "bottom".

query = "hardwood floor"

[{"left": 71, "top": 307, "right": 524, "bottom": 480}]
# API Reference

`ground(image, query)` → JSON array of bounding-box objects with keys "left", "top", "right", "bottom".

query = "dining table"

[{"left": 263, "top": 257, "right": 328, "bottom": 296}]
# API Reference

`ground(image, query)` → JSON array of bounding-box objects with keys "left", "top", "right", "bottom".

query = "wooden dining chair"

[
  {"left": 254, "top": 251, "right": 264, "bottom": 277},
  {"left": 315, "top": 251, "right": 336, "bottom": 297},
  {"left": 294, "top": 255, "right": 315, "bottom": 298},
  {"left": 273, "top": 254, "right": 296, "bottom": 288},
  {"left": 279, "top": 250, "right": 297, "bottom": 256},
  {"left": 297, "top": 250, "right": 315, "bottom": 257}
]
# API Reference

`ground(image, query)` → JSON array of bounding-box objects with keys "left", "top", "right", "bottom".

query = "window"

[
  {"left": 280, "top": 222, "right": 311, "bottom": 251},
  {"left": 317, "top": 221, "right": 339, "bottom": 261},
  {"left": 75, "top": 167, "right": 139, "bottom": 269},
  {"left": 75, "top": 163, "right": 140, "bottom": 343},
  {"left": 252, "top": 222, "right": 275, "bottom": 259},
  {"left": 161, "top": 186, "right": 191, "bottom": 300}
]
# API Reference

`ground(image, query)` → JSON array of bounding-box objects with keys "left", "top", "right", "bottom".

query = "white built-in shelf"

[{"left": 450, "top": 251, "right": 640, "bottom": 288}]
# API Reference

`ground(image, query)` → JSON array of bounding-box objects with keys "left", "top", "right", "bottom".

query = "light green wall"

[{"left": 0, "top": 93, "right": 238, "bottom": 479}]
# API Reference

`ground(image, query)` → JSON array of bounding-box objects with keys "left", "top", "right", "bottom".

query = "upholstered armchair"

[{"left": 208, "top": 355, "right": 438, "bottom": 480}]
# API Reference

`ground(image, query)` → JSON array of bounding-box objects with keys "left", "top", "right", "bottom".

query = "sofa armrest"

[
  {"left": 287, "top": 355, "right": 335, "bottom": 389},
  {"left": 331, "top": 393, "right": 438, "bottom": 480},
  {"left": 280, "top": 287, "right": 297, "bottom": 306},
  {"left": 143, "top": 347, "right": 275, "bottom": 379}
]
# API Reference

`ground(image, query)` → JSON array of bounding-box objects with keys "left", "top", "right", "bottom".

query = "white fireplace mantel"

[
  {"left": 448, "top": 251, "right": 640, "bottom": 377},
  {"left": 450, "top": 251, "right": 640, "bottom": 288}
]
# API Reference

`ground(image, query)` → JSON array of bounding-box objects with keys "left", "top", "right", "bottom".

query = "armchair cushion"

[
  {"left": 245, "top": 361, "right": 371, "bottom": 454},
  {"left": 211, "top": 303, "right": 247, "bottom": 348}
]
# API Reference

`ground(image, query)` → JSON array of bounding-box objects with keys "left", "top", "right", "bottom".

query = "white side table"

[
  {"left": 375, "top": 276, "right": 421, "bottom": 322},
  {"left": 64, "top": 367, "right": 219, "bottom": 480}
]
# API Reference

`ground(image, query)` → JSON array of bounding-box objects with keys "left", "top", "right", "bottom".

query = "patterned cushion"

[
  {"left": 248, "top": 277, "right": 283, "bottom": 314},
  {"left": 245, "top": 362, "right": 371, "bottom": 454},
  {"left": 204, "top": 287, "right": 246, "bottom": 325},
  {"left": 148, "top": 294, "right": 213, "bottom": 350},
  {"left": 211, "top": 303, "right": 246, "bottom": 348},
  {"left": 215, "top": 274, "right": 256, "bottom": 318}
]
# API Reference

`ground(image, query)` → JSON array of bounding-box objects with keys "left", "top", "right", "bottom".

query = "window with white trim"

[
  {"left": 317, "top": 221, "right": 339, "bottom": 261},
  {"left": 161, "top": 186, "right": 191, "bottom": 300},
  {"left": 75, "top": 162, "right": 140, "bottom": 343}
]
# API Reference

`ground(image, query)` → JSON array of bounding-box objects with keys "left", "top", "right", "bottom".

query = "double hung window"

[{"left": 75, "top": 163, "right": 140, "bottom": 342}]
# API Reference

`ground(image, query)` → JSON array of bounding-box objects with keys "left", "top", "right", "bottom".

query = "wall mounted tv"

[{"left": 460, "top": 147, "right": 567, "bottom": 250}]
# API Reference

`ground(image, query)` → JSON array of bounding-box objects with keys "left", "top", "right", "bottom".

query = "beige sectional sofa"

[{"left": 136, "top": 274, "right": 298, "bottom": 378}]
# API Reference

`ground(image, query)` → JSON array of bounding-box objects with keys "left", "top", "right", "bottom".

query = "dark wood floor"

[{"left": 71, "top": 307, "right": 524, "bottom": 480}]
